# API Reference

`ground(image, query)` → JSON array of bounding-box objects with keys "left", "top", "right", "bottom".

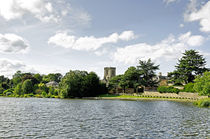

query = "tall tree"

[
  {"left": 169, "top": 50, "right": 207, "bottom": 84},
  {"left": 124, "top": 66, "right": 140, "bottom": 92},
  {"left": 137, "top": 59, "right": 159, "bottom": 87},
  {"left": 59, "top": 70, "right": 103, "bottom": 98}
]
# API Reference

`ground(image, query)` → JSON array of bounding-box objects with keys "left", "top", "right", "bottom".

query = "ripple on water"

[{"left": 0, "top": 98, "right": 209, "bottom": 138}]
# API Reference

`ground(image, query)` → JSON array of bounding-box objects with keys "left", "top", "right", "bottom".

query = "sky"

[{"left": 0, "top": 0, "right": 210, "bottom": 79}]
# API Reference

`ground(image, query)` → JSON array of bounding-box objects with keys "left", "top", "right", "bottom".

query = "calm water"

[{"left": 0, "top": 98, "right": 209, "bottom": 139}]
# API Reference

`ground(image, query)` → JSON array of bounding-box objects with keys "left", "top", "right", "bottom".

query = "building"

[
  {"left": 103, "top": 67, "right": 116, "bottom": 81},
  {"left": 46, "top": 81, "right": 59, "bottom": 88},
  {"left": 102, "top": 67, "right": 116, "bottom": 87}
]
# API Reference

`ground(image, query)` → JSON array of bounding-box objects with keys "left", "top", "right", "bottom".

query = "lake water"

[{"left": 0, "top": 98, "right": 209, "bottom": 139}]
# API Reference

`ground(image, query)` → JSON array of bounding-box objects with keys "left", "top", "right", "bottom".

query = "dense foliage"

[
  {"left": 168, "top": 50, "right": 208, "bottom": 85},
  {"left": 193, "top": 72, "right": 210, "bottom": 96},
  {"left": 137, "top": 59, "right": 159, "bottom": 87},
  {"left": 194, "top": 98, "right": 210, "bottom": 108},
  {"left": 0, "top": 70, "right": 107, "bottom": 98},
  {"left": 183, "top": 83, "right": 196, "bottom": 93},
  {"left": 0, "top": 50, "right": 209, "bottom": 98},
  {"left": 108, "top": 59, "right": 159, "bottom": 92},
  {"left": 59, "top": 70, "right": 107, "bottom": 98},
  {"left": 157, "top": 86, "right": 180, "bottom": 94}
]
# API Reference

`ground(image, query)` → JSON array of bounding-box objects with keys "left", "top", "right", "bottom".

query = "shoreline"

[
  {"left": 83, "top": 96, "right": 197, "bottom": 102},
  {"left": 0, "top": 95, "right": 197, "bottom": 102},
  {"left": 1, "top": 95, "right": 209, "bottom": 107}
]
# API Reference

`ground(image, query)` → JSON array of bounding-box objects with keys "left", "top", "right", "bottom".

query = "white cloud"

[
  {"left": 113, "top": 32, "right": 205, "bottom": 64},
  {"left": 185, "top": 1, "right": 210, "bottom": 32},
  {"left": 178, "top": 32, "right": 204, "bottom": 46},
  {"left": 179, "top": 24, "right": 184, "bottom": 28},
  {"left": 0, "top": 59, "right": 35, "bottom": 78},
  {"left": 48, "top": 31, "right": 136, "bottom": 51},
  {"left": 0, "top": 33, "right": 29, "bottom": 53},
  {"left": 0, "top": 58, "right": 69, "bottom": 78},
  {"left": 163, "top": 0, "right": 178, "bottom": 4},
  {"left": 0, "top": 0, "right": 58, "bottom": 22}
]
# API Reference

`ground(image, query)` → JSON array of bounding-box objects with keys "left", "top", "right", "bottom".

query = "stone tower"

[{"left": 104, "top": 67, "right": 116, "bottom": 81}]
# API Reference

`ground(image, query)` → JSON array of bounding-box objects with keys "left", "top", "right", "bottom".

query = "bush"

[
  {"left": 194, "top": 98, "right": 210, "bottom": 108},
  {"left": 194, "top": 72, "right": 210, "bottom": 96},
  {"left": 183, "top": 83, "right": 195, "bottom": 92},
  {"left": 48, "top": 87, "right": 59, "bottom": 96},
  {"left": 41, "top": 91, "right": 48, "bottom": 98},
  {"left": 14, "top": 83, "right": 22, "bottom": 95},
  {"left": 0, "top": 87, "right": 4, "bottom": 95},
  {"left": 157, "top": 86, "right": 167, "bottom": 93},
  {"left": 22, "top": 79, "right": 33, "bottom": 94},
  {"left": 157, "top": 86, "right": 180, "bottom": 94},
  {"left": 3, "top": 88, "right": 14, "bottom": 96},
  {"left": 35, "top": 89, "right": 42, "bottom": 94}
]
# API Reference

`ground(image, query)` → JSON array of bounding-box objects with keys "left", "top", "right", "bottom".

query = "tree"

[
  {"left": 12, "top": 71, "right": 22, "bottom": 87},
  {"left": 14, "top": 83, "right": 22, "bottom": 96},
  {"left": 194, "top": 71, "right": 210, "bottom": 96},
  {"left": 0, "top": 75, "right": 10, "bottom": 90},
  {"left": 137, "top": 59, "right": 159, "bottom": 87},
  {"left": 21, "top": 73, "right": 39, "bottom": 85},
  {"left": 108, "top": 75, "right": 123, "bottom": 91},
  {"left": 43, "top": 73, "right": 62, "bottom": 83},
  {"left": 22, "top": 79, "right": 33, "bottom": 94},
  {"left": 124, "top": 67, "right": 140, "bottom": 92},
  {"left": 119, "top": 76, "right": 129, "bottom": 93},
  {"left": 34, "top": 73, "right": 42, "bottom": 83},
  {"left": 169, "top": 50, "right": 207, "bottom": 84},
  {"left": 59, "top": 70, "right": 103, "bottom": 98}
]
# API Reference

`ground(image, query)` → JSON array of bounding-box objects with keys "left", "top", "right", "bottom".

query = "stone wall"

[{"left": 143, "top": 91, "right": 208, "bottom": 99}]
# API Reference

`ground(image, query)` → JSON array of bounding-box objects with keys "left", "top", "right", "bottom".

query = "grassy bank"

[
  {"left": 97, "top": 94, "right": 197, "bottom": 102},
  {"left": 0, "top": 93, "right": 59, "bottom": 98},
  {"left": 193, "top": 98, "right": 210, "bottom": 108}
]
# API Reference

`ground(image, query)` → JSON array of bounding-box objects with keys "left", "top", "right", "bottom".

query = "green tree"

[
  {"left": 43, "top": 73, "right": 62, "bottom": 83},
  {"left": 169, "top": 50, "right": 207, "bottom": 84},
  {"left": 137, "top": 59, "right": 159, "bottom": 87},
  {"left": 22, "top": 79, "right": 33, "bottom": 94},
  {"left": 34, "top": 73, "right": 43, "bottom": 83},
  {"left": 59, "top": 70, "right": 103, "bottom": 98},
  {"left": 108, "top": 75, "right": 123, "bottom": 91},
  {"left": 194, "top": 71, "right": 210, "bottom": 96},
  {"left": 124, "top": 66, "right": 140, "bottom": 92},
  {"left": 12, "top": 71, "right": 22, "bottom": 87},
  {"left": 0, "top": 75, "right": 10, "bottom": 90},
  {"left": 119, "top": 76, "right": 129, "bottom": 93},
  {"left": 14, "top": 83, "right": 22, "bottom": 96}
]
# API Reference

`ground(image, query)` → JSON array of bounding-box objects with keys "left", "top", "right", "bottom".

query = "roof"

[{"left": 46, "top": 81, "right": 59, "bottom": 87}]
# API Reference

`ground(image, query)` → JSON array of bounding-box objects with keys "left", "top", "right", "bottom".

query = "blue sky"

[{"left": 0, "top": 0, "right": 210, "bottom": 78}]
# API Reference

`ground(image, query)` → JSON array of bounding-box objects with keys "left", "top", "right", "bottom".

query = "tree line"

[
  {"left": 0, "top": 49, "right": 209, "bottom": 98},
  {"left": 108, "top": 50, "right": 210, "bottom": 96},
  {"left": 0, "top": 70, "right": 107, "bottom": 98}
]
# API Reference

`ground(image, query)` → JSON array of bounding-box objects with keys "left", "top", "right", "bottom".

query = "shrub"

[
  {"left": 22, "top": 79, "right": 33, "bottom": 94},
  {"left": 157, "top": 86, "right": 180, "bottom": 94},
  {"left": 183, "top": 83, "right": 195, "bottom": 92},
  {"left": 14, "top": 83, "right": 22, "bottom": 95},
  {"left": 194, "top": 72, "right": 210, "bottom": 96},
  {"left": 41, "top": 91, "right": 47, "bottom": 98},
  {"left": 35, "top": 89, "right": 42, "bottom": 94},
  {"left": 3, "top": 88, "right": 14, "bottom": 96},
  {"left": 0, "top": 87, "right": 4, "bottom": 95},
  {"left": 157, "top": 86, "right": 167, "bottom": 93},
  {"left": 48, "top": 87, "right": 59, "bottom": 96},
  {"left": 194, "top": 98, "right": 210, "bottom": 108}
]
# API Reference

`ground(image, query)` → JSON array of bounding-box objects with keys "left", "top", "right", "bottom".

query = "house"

[{"left": 46, "top": 81, "right": 59, "bottom": 88}]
